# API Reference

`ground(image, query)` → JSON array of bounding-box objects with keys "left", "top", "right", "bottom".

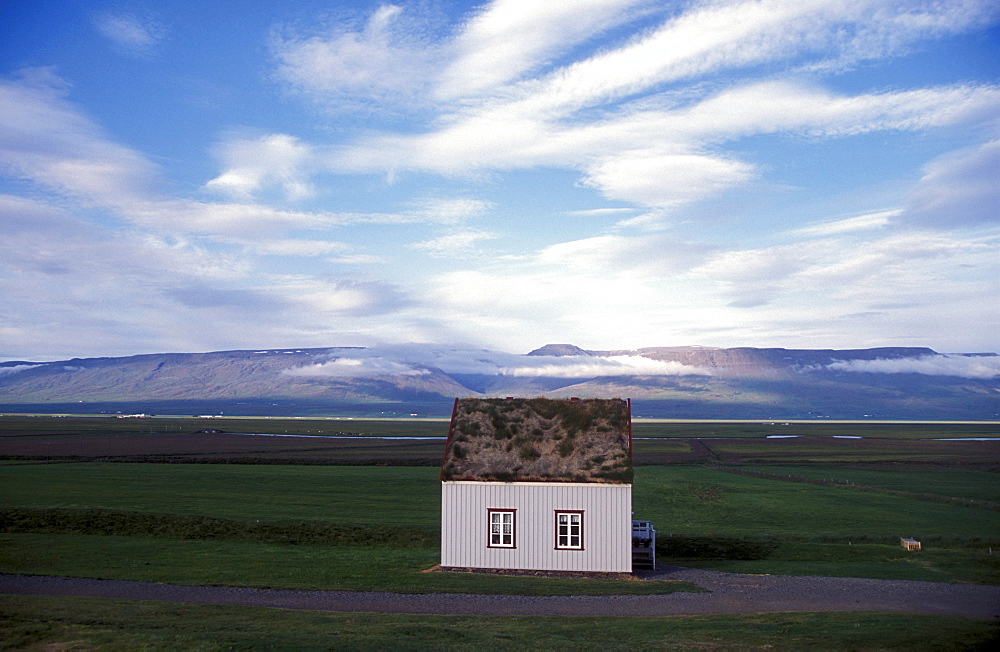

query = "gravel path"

[{"left": 2, "top": 570, "right": 998, "bottom": 619}]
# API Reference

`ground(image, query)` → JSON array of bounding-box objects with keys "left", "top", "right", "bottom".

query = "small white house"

[{"left": 440, "top": 397, "right": 633, "bottom": 573}]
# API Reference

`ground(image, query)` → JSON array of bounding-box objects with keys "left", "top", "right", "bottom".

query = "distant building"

[{"left": 439, "top": 397, "right": 633, "bottom": 573}]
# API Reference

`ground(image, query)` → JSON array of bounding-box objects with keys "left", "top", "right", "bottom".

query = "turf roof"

[{"left": 440, "top": 397, "right": 632, "bottom": 484}]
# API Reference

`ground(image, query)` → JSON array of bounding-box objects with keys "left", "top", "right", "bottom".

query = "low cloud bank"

[
  {"left": 283, "top": 345, "right": 712, "bottom": 379},
  {"left": 283, "top": 357, "right": 430, "bottom": 379},
  {"left": 0, "top": 364, "right": 43, "bottom": 377},
  {"left": 502, "top": 356, "right": 712, "bottom": 378},
  {"left": 827, "top": 354, "right": 1000, "bottom": 379}
]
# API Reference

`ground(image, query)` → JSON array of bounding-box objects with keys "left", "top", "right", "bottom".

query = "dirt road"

[{"left": 3, "top": 568, "right": 998, "bottom": 618}]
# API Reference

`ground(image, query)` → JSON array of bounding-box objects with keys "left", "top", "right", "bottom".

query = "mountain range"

[{"left": 1, "top": 344, "right": 998, "bottom": 420}]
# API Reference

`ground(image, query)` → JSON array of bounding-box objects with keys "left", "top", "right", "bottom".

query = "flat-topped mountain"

[
  {"left": 0, "top": 344, "right": 996, "bottom": 419},
  {"left": 527, "top": 344, "right": 594, "bottom": 357}
]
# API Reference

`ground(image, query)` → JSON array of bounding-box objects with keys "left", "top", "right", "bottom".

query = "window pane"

[
  {"left": 571, "top": 536, "right": 580, "bottom": 547},
  {"left": 490, "top": 511, "right": 515, "bottom": 547}
]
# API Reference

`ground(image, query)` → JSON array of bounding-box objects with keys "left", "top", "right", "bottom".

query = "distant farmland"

[{"left": 1, "top": 415, "right": 996, "bottom": 467}]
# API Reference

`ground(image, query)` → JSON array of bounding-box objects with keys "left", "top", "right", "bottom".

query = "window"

[
  {"left": 555, "top": 510, "right": 584, "bottom": 550},
  {"left": 488, "top": 509, "right": 516, "bottom": 548}
]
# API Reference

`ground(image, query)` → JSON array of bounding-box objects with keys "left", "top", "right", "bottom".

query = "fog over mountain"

[{"left": 1, "top": 344, "right": 997, "bottom": 420}]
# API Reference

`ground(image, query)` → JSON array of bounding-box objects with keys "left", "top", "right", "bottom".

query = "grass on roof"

[{"left": 441, "top": 398, "right": 633, "bottom": 483}]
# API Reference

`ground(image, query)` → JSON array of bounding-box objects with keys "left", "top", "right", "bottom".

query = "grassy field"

[
  {"left": 0, "top": 463, "right": 694, "bottom": 595},
  {"left": 2, "top": 417, "right": 999, "bottom": 648},
  {"left": 5, "top": 463, "right": 998, "bottom": 542},
  {"left": 2, "top": 462, "right": 998, "bottom": 587},
  {"left": 0, "top": 597, "right": 998, "bottom": 650},
  {"left": 0, "top": 464, "right": 440, "bottom": 525},
  {"left": 3, "top": 595, "right": 998, "bottom": 650},
  {"left": 0, "top": 533, "right": 693, "bottom": 596},
  {"left": 737, "top": 465, "right": 1000, "bottom": 503}
]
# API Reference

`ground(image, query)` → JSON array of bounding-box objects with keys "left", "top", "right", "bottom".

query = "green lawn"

[
  {"left": 3, "top": 595, "right": 997, "bottom": 651},
  {"left": 739, "top": 465, "right": 1000, "bottom": 503},
  {"left": 7, "top": 463, "right": 997, "bottom": 541},
  {"left": 663, "top": 541, "right": 1000, "bottom": 584},
  {"left": 2, "top": 462, "right": 999, "bottom": 588},
  {"left": 633, "top": 466, "right": 1000, "bottom": 540},
  {"left": 0, "top": 463, "right": 441, "bottom": 526},
  {"left": 0, "top": 463, "right": 699, "bottom": 595},
  {"left": 0, "top": 533, "right": 692, "bottom": 595}
]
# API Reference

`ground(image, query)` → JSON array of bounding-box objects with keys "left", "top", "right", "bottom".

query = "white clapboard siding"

[{"left": 441, "top": 481, "right": 632, "bottom": 572}]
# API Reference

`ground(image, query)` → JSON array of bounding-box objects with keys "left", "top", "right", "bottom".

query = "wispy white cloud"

[
  {"left": 271, "top": 0, "right": 1000, "bottom": 122},
  {"left": 406, "top": 197, "right": 493, "bottom": 224},
  {"left": 0, "top": 70, "right": 426, "bottom": 359},
  {"left": 436, "top": 0, "right": 654, "bottom": 101},
  {"left": 565, "top": 208, "right": 639, "bottom": 218},
  {"left": 827, "top": 354, "right": 1000, "bottom": 378},
  {"left": 411, "top": 229, "right": 499, "bottom": 257},
  {"left": 536, "top": 233, "right": 715, "bottom": 275},
  {"left": 297, "top": 6, "right": 1000, "bottom": 223},
  {"left": 787, "top": 209, "right": 899, "bottom": 238},
  {"left": 270, "top": 4, "right": 437, "bottom": 113},
  {"left": 581, "top": 151, "right": 756, "bottom": 208},
  {"left": 904, "top": 139, "right": 1000, "bottom": 229},
  {"left": 693, "top": 230, "right": 996, "bottom": 309},
  {"left": 239, "top": 238, "right": 350, "bottom": 257},
  {"left": 0, "top": 71, "right": 494, "bottom": 240},
  {"left": 0, "top": 70, "right": 159, "bottom": 205},
  {"left": 205, "top": 134, "right": 317, "bottom": 201},
  {"left": 93, "top": 12, "right": 164, "bottom": 56}
]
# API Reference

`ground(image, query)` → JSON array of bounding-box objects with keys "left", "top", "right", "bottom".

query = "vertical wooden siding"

[{"left": 441, "top": 482, "right": 632, "bottom": 572}]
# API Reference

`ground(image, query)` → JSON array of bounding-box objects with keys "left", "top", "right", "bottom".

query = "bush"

[
  {"left": 0, "top": 508, "right": 439, "bottom": 547},
  {"left": 657, "top": 536, "right": 777, "bottom": 560}
]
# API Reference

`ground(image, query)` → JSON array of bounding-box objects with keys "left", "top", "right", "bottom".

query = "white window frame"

[
  {"left": 554, "top": 510, "right": 584, "bottom": 550},
  {"left": 487, "top": 509, "right": 516, "bottom": 548}
]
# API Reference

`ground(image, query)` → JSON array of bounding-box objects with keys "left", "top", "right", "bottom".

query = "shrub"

[
  {"left": 657, "top": 536, "right": 777, "bottom": 560},
  {"left": 519, "top": 445, "right": 540, "bottom": 462}
]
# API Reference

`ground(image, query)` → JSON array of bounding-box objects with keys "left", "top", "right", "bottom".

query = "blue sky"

[{"left": 2, "top": 0, "right": 998, "bottom": 362}]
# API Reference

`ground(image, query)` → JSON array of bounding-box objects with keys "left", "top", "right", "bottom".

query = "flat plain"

[{"left": 2, "top": 415, "right": 999, "bottom": 649}]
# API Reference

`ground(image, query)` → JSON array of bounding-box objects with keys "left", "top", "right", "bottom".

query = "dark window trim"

[
  {"left": 554, "top": 509, "right": 585, "bottom": 551},
  {"left": 487, "top": 508, "right": 517, "bottom": 548}
]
